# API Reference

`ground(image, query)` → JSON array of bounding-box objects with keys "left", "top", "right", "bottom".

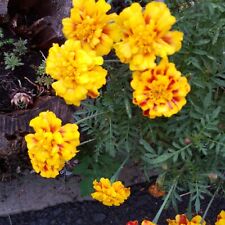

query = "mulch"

[{"left": 0, "top": 182, "right": 224, "bottom": 225}]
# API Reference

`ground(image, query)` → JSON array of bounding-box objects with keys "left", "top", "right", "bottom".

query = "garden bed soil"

[{"left": 0, "top": 182, "right": 224, "bottom": 225}]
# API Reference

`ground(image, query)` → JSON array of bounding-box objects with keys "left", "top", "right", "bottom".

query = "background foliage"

[{"left": 73, "top": 0, "right": 225, "bottom": 213}]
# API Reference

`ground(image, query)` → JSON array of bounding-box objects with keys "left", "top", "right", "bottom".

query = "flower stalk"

[
  {"left": 153, "top": 180, "right": 177, "bottom": 224},
  {"left": 111, "top": 154, "right": 130, "bottom": 183}
]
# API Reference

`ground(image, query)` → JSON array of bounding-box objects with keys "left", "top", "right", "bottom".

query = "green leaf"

[{"left": 140, "top": 139, "right": 155, "bottom": 154}]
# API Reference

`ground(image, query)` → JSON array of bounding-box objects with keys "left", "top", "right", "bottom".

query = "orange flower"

[
  {"left": 62, "top": 0, "right": 120, "bottom": 56},
  {"left": 189, "top": 215, "right": 205, "bottom": 225},
  {"left": 216, "top": 210, "right": 225, "bottom": 225},
  {"left": 91, "top": 178, "right": 130, "bottom": 206},
  {"left": 148, "top": 183, "right": 165, "bottom": 198},
  {"left": 25, "top": 111, "right": 80, "bottom": 178},
  {"left": 131, "top": 58, "right": 190, "bottom": 119},
  {"left": 141, "top": 220, "right": 156, "bottom": 225},
  {"left": 114, "top": 2, "right": 183, "bottom": 70},
  {"left": 167, "top": 214, "right": 189, "bottom": 225}
]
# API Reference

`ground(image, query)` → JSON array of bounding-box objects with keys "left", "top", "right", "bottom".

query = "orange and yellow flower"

[
  {"left": 216, "top": 211, "right": 225, "bottom": 225},
  {"left": 46, "top": 40, "right": 107, "bottom": 106},
  {"left": 91, "top": 178, "right": 130, "bottom": 206},
  {"left": 131, "top": 58, "right": 190, "bottom": 119},
  {"left": 114, "top": 2, "right": 183, "bottom": 71},
  {"left": 25, "top": 111, "right": 80, "bottom": 178},
  {"left": 141, "top": 220, "right": 156, "bottom": 225},
  {"left": 126, "top": 220, "right": 156, "bottom": 225},
  {"left": 62, "top": 0, "right": 120, "bottom": 56},
  {"left": 167, "top": 214, "right": 189, "bottom": 225},
  {"left": 167, "top": 215, "right": 205, "bottom": 225}
]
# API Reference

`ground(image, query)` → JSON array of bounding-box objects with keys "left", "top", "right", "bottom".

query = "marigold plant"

[
  {"left": 62, "top": 0, "right": 120, "bottom": 56},
  {"left": 114, "top": 1, "right": 183, "bottom": 70},
  {"left": 24, "top": 0, "right": 225, "bottom": 220},
  {"left": 91, "top": 178, "right": 130, "bottom": 206},
  {"left": 25, "top": 111, "right": 80, "bottom": 178}
]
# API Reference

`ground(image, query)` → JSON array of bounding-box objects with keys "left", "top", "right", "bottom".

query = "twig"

[
  {"left": 201, "top": 184, "right": 220, "bottom": 224},
  {"left": 79, "top": 138, "right": 96, "bottom": 146},
  {"left": 24, "top": 76, "right": 45, "bottom": 95},
  {"left": 180, "top": 191, "right": 191, "bottom": 197},
  {"left": 39, "top": 50, "right": 46, "bottom": 60}
]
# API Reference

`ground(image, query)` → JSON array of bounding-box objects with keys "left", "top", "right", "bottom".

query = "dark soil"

[{"left": 0, "top": 182, "right": 224, "bottom": 225}]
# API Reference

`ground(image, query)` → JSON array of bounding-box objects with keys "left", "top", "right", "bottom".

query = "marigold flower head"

[
  {"left": 189, "top": 215, "right": 205, "bottom": 225},
  {"left": 141, "top": 220, "right": 156, "bottom": 225},
  {"left": 216, "top": 211, "right": 225, "bottom": 225},
  {"left": 167, "top": 214, "right": 189, "bottom": 225},
  {"left": 114, "top": 2, "right": 183, "bottom": 71},
  {"left": 25, "top": 111, "right": 80, "bottom": 178},
  {"left": 46, "top": 40, "right": 107, "bottom": 106},
  {"left": 91, "top": 178, "right": 130, "bottom": 206},
  {"left": 131, "top": 58, "right": 190, "bottom": 119},
  {"left": 62, "top": 0, "right": 120, "bottom": 56},
  {"left": 167, "top": 215, "right": 205, "bottom": 225}
]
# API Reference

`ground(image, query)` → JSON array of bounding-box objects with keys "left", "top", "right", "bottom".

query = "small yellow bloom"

[
  {"left": 46, "top": 40, "right": 107, "bottom": 106},
  {"left": 216, "top": 211, "right": 225, "bottom": 225},
  {"left": 91, "top": 178, "right": 130, "bottom": 206},
  {"left": 114, "top": 2, "right": 183, "bottom": 70},
  {"left": 62, "top": 0, "right": 120, "bottom": 56},
  {"left": 131, "top": 58, "right": 190, "bottom": 119},
  {"left": 25, "top": 111, "right": 80, "bottom": 178}
]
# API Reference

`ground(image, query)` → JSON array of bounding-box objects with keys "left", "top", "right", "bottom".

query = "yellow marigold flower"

[
  {"left": 189, "top": 215, "right": 205, "bottom": 225},
  {"left": 216, "top": 211, "right": 225, "bottom": 225},
  {"left": 62, "top": 0, "right": 120, "bottom": 56},
  {"left": 46, "top": 40, "right": 107, "bottom": 106},
  {"left": 46, "top": 40, "right": 104, "bottom": 80},
  {"left": 167, "top": 214, "right": 189, "bottom": 225},
  {"left": 91, "top": 178, "right": 130, "bottom": 206},
  {"left": 25, "top": 111, "right": 80, "bottom": 178},
  {"left": 114, "top": 2, "right": 183, "bottom": 71},
  {"left": 131, "top": 58, "right": 190, "bottom": 119},
  {"left": 167, "top": 215, "right": 205, "bottom": 225},
  {"left": 141, "top": 220, "right": 156, "bottom": 225}
]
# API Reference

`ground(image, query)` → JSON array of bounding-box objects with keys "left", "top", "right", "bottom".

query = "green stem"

[
  {"left": 153, "top": 180, "right": 177, "bottom": 224},
  {"left": 201, "top": 184, "right": 220, "bottom": 224},
  {"left": 110, "top": 154, "right": 130, "bottom": 183},
  {"left": 79, "top": 138, "right": 95, "bottom": 146}
]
